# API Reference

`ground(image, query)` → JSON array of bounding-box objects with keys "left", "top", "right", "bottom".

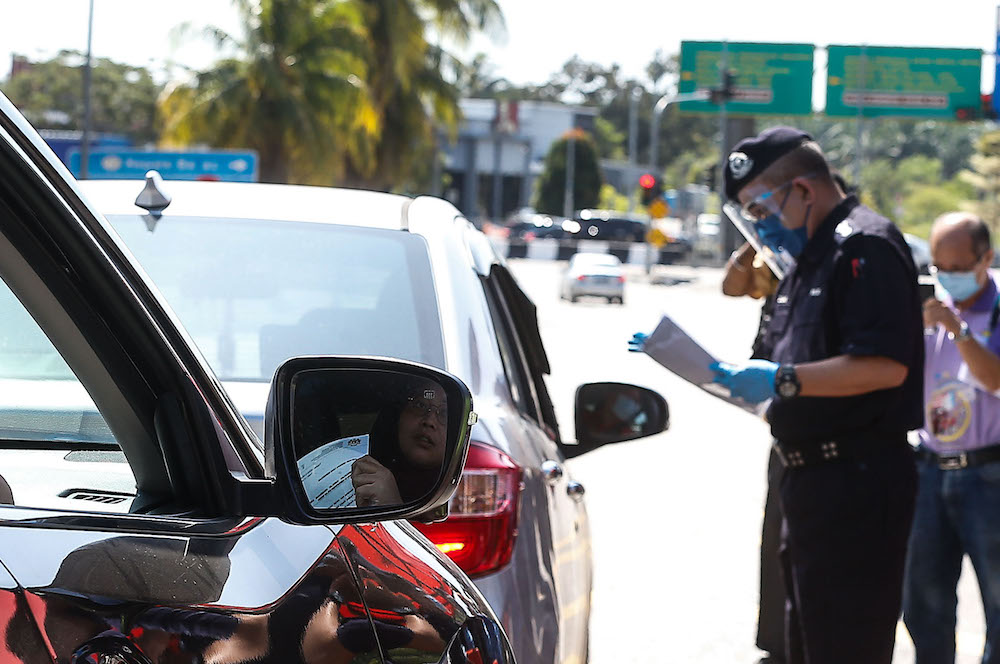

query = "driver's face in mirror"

[
  {"left": 397, "top": 385, "right": 447, "bottom": 469},
  {"left": 292, "top": 371, "right": 450, "bottom": 511},
  {"left": 352, "top": 380, "right": 448, "bottom": 508}
]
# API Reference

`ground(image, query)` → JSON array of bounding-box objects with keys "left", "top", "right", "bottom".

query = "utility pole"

[
  {"left": 80, "top": 0, "right": 95, "bottom": 179},
  {"left": 563, "top": 130, "right": 576, "bottom": 219},
  {"left": 627, "top": 86, "right": 641, "bottom": 212},
  {"left": 716, "top": 42, "right": 731, "bottom": 223},
  {"left": 649, "top": 90, "right": 711, "bottom": 173},
  {"left": 853, "top": 44, "right": 868, "bottom": 185}
]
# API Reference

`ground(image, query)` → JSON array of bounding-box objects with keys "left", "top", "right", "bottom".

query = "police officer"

[
  {"left": 711, "top": 127, "right": 923, "bottom": 664},
  {"left": 721, "top": 243, "right": 786, "bottom": 663}
]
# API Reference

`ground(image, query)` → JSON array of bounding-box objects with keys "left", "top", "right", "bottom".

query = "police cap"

[{"left": 724, "top": 126, "right": 813, "bottom": 201}]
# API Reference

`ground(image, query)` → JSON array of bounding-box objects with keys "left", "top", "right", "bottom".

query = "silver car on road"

[
  {"left": 560, "top": 252, "right": 627, "bottom": 304},
  {"left": 79, "top": 177, "right": 669, "bottom": 664}
]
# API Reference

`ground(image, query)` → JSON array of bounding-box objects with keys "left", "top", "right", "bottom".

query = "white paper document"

[
  {"left": 642, "top": 315, "right": 767, "bottom": 416},
  {"left": 297, "top": 434, "right": 370, "bottom": 509}
]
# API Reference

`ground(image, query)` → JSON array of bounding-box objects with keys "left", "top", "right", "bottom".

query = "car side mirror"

[
  {"left": 562, "top": 382, "right": 668, "bottom": 459},
  {"left": 264, "top": 356, "right": 474, "bottom": 525}
]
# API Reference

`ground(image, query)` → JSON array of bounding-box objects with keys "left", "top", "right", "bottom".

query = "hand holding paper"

[
  {"left": 627, "top": 332, "right": 649, "bottom": 353},
  {"left": 710, "top": 360, "right": 778, "bottom": 405},
  {"left": 634, "top": 314, "right": 769, "bottom": 416}
]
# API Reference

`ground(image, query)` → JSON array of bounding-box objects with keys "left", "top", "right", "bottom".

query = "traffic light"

[
  {"left": 983, "top": 94, "right": 998, "bottom": 121},
  {"left": 639, "top": 173, "right": 663, "bottom": 206},
  {"left": 955, "top": 94, "right": 998, "bottom": 122},
  {"left": 709, "top": 70, "right": 737, "bottom": 105}
]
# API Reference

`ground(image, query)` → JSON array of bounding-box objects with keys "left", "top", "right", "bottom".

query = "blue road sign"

[{"left": 68, "top": 149, "right": 258, "bottom": 182}]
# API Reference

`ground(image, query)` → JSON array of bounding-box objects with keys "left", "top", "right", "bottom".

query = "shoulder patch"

[{"left": 835, "top": 220, "right": 854, "bottom": 237}]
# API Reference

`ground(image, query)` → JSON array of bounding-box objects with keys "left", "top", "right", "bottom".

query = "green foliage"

[
  {"left": 960, "top": 130, "right": 1000, "bottom": 235},
  {"left": 1, "top": 50, "right": 161, "bottom": 144},
  {"left": 597, "top": 183, "right": 629, "bottom": 211},
  {"left": 857, "top": 155, "right": 973, "bottom": 237},
  {"left": 161, "top": 0, "right": 377, "bottom": 184},
  {"left": 534, "top": 130, "right": 602, "bottom": 215},
  {"left": 763, "top": 117, "right": 985, "bottom": 180},
  {"left": 593, "top": 117, "right": 625, "bottom": 160},
  {"left": 162, "top": 0, "right": 502, "bottom": 187}
]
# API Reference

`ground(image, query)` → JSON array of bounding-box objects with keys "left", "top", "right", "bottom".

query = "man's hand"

[
  {"left": 710, "top": 359, "right": 779, "bottom": 404},
  {"left": 923, "top": 297, "right": 962, "bottom": 336},
  {"left": 351, "top": 455, "right": 402, "bottom": 507},
  {"left": 628, "top": 332, "right": 649, "bottom": 353}
]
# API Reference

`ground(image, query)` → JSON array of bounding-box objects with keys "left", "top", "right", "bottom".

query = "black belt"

[
  {"left": 915, "top": 444, "right": 1000, "bottom": 470},
  {"left": 773, "top": 433, "right": 910, "bottom": 469}
]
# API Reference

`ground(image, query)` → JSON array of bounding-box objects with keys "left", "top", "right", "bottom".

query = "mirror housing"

[
  {"left": 262, "top": 356, "right": 474, "bottom": 525},
  {"left": 561, "top": 382, "right": 668, "bottom": 459}
]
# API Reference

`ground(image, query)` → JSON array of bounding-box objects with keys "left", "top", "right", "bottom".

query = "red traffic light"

[{"left": 639, "top": 173, "right": 656, "bottom": 189}]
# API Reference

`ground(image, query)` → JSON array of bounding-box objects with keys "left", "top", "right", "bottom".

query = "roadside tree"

[
  {"left": 1, "top": 50, "right": 161, "bottom": 144},
  {"left": 534, "top": 129, "right": 602, "bottom": 216}
]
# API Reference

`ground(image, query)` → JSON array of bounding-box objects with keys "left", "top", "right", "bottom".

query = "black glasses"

[{"left": 404, "top": 397, "right": 447, "bottom": 424}]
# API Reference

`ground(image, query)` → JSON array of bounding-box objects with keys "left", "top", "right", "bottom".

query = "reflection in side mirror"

[
  {"left": 294, "top": 371, "right": 450, "bottom": 510},
  {"left": 266, "top": 357, "right": 474, "bottom": 525},
  {"left": 568, "top": 382, "right": 668, "bottom": 457}
]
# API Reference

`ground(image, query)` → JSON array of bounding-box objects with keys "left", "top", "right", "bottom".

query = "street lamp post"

[
  {"left": 648, "top": 90, "right": 711, "bottom": 174},
  {"left": 80, "top": 0, "right": 95, "bottom": 179}
]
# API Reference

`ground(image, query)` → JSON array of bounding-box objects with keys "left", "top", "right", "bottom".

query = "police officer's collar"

[{"left": 797, "top": 194, "right": 860, "bottom": 264}]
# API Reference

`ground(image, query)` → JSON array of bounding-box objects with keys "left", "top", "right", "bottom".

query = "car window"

[
  {"left": 0, "top": 275, "right": 136, "bottom": 511},
  {"left": 108, "top": 216, "right": 445, "bottom": 382},
  {"left": 482, "top": 278, "right": 538, "bottom": 420}
]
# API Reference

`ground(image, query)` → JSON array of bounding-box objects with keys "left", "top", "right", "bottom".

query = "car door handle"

[
  {"left": 567, "top": 481, "right": 586, "bottom": 502},
  {"left": 540, "top": 460, "right": 563, "bottom": 485}
]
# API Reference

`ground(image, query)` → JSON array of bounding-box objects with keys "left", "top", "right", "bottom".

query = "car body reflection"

[{"left": 0, "top": 515, "right": 508, "bottom": 663}]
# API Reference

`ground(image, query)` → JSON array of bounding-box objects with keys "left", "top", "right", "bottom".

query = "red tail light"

[
  {"left": 617, "top": 275, "right": 626, "bottom": 283},
  {"left": 576, "top": 275, "right": 586, "bottom": 281},
  {"left": 412, "top": 441, "right": 522, "bottom": 578}
]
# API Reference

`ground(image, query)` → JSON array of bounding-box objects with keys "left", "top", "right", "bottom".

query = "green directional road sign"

[
  {"left": 826, "top": 45, "right": 982, "bottom": 118},
  {"left": 678, "top": 41, "right": 814, "bottom": 116}
]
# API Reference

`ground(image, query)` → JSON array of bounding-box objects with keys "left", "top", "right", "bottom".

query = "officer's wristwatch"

[
  {"left": 775, "top": 364, "right": 801, "bottom": 399},
  {"left": 949, "top": 320, "right": 973, "bottom": 343}
]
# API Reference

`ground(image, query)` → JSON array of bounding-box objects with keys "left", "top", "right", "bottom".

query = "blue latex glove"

[
  {"left": 628, "top": 332, "right": 649, "bottom": 353},
  {"left": 709, "top": 359, "right": 779, "bottom": 404}
]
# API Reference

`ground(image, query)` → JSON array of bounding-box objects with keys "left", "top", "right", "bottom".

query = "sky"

[{"left": 2, "top": 0, "right": 1000, "bottom": 92}]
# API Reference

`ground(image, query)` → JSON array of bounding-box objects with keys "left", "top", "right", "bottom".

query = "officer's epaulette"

[{"left": 833, "top": 219, "right": 861, "bottom": 242}]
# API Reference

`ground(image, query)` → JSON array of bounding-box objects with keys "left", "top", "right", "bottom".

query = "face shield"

[
  {"left": 722, "top": 173, "right": 820, "bottom": 280},
  {"left": 722, "top": 200, "right": 795, "bottom": 280}
]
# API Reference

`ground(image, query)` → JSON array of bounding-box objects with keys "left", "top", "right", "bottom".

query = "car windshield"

[{"left": 107, "top": 215, "right": 445, "bottom": 382}]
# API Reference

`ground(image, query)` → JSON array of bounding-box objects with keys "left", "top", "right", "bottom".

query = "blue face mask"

[
  {"left": 936, "top": 270, "right": 983, "bottom": 302},
  {"left": 754, "top": 214, "right": 810, "bottom": 258}
]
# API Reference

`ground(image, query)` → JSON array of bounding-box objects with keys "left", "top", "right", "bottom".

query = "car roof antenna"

[{"left": 135, "top": 170, "right": 172, "bottom": 220}]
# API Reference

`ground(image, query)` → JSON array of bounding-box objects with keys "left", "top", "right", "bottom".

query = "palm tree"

[
  {"left": 160, "top": 0, "right": 376, "bottom": 184},
  {"left": 343, "top": 0, "right": 505, "bottom": 190}
]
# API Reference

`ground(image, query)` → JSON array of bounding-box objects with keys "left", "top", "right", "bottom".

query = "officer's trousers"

[
  {"left": 757, "top": 446, "right": 786, "bottom": 659},
  {"left": 779, "top": 443, "right": 916, "bottom": 664}
]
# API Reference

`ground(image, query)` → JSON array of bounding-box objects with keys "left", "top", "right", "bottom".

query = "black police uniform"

[
  {"left": 751, "top": 293, "right": 787, "bottom": 660},
  {"left": 762, "top": 194, "right": 923, "bottom": 664}
]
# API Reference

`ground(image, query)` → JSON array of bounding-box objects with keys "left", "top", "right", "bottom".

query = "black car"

[
  {"left": 0, "top": 90, "right": 518, "bottom": 663},
  {"left": 573, "top": 210, "right": 648, "bottom": 242}
]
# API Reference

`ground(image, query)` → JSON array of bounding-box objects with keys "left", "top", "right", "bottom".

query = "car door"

[
  {"left": 484, "top": 265, "right": 591, "bottom": 663},
  {"left": 0, "top": 89, "right": 373, "bottom": 664},
  {"left": 0, "top": 93, "right": 516, "bottom": 664}
]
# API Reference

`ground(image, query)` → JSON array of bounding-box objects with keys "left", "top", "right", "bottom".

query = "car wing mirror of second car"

[{"left": 569, "top": 382, "right": 668, "bottom": 456}]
